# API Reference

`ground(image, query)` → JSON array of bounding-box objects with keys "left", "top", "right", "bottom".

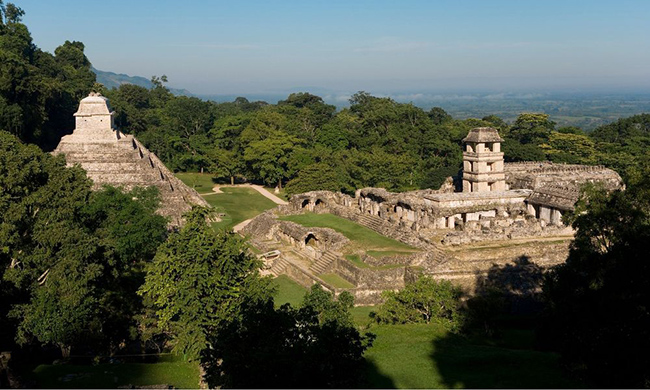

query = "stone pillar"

[
  {"left": 551, "top": 209, "right": 563, "bottom": 225},
  {"left": 527, "top": 203, "right": 536, "bottom": 216},
  {"left": 447, "top": 216, "right": 455, "bottom": 229},
  {"left": 539, "top": 206, "right": 551, "bottom": 223},
  {"left": 436, "top": 217, "right": 446, "bottom": 229}
]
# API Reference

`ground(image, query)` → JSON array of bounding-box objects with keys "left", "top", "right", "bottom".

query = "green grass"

[
  {"left": 363, "top": 323, "right": 578, "bottom": 389},
  {"left": 345, "top": 254, "right": 370, "bottom": 268},
  {"left": 279, "top": 213, "right": 416, "bottom": 252},
  {"left": 272, "top": 275, "right": 307, "bottom": 307},
  {"left": 264, "top": 186, "right": 289, "bottom": 200},
  {"left": 273, "top": 275, "right": 374, "bottom": 326},
  {"left": 318, "top": 273, "right": 355, "bottom": 288},
  {"left": 32, "top": 359, "right": 200, "bottom": 389},
  {"left": 350, "top": 305, "right": 376, "bottom": 327},
  {"left": 367, "top": 250, "right": 414, "bottom": 259},
  {"left": 175, "top": 172, "right": 216, "bottom": 194},
  {"left": 202, "top": 187, "right": 277, "bottom": 230}
]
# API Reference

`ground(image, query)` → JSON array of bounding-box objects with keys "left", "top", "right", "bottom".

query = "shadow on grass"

[
  {"left": 30, "top": 355, "right": 199, "bottom": 389},
  {"left": 430, "top": 256, "right": 580, "bottom": 389},
  {"left": 360, "top": 358, "right": 397, "bottom": 389}
]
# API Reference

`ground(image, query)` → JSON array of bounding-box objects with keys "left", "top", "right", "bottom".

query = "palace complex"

[{"left": 245, "top": 127, "right": 622, "bottom": 303}]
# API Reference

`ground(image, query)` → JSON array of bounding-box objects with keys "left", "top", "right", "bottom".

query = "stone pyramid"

[{"left": 53, "top": 93, "right": 210, "bottom": 226}]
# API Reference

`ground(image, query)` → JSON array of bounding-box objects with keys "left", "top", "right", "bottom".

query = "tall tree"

[
  {"left": 203, "top": 285, "right": 374, "bottom": 388},
  {"left": 542, "top": 177, "right": 650, "bottom": 387},
  {"left": 138, "top": 208, "right": 271, "bottom": 360}
]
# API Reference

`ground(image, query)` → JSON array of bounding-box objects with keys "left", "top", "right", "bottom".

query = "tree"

[
  {"left": 203, "top": 285, "right": 374, "bottom": 388},
  {"left": 209, "top": 148, "right": 242, "bottom": 185},
  {"left": 243, "top": 131, "right": 299, "bottom": 189},
  {"left": 428, "top": 107, "right": 452, "bottom": 125},
  {"left": 0, "top": 4, "right": 94, "bottom": 148},
  {"left": 138, "top": 208, "right": 271, "bottom": 360},
  {"left": 374, "top": 276, "right": 464, "bottom": 330},
  {"left": 83, "top": 186, "right": 168, "bottom": 352},
  {"left": 542, "top": 178, "right": 650, "bottom": 387},
  {"left": 539, "top": 131, "right": 598, "bottom": 164},
  {"left": 1, "top": 131, "right": 168, "bottom": 355},
  {"left": 0, "top": 130, "right": 101, "bottom": 356},
  {"left": 285, "top": 162, "right": 353, "bottom": 196},
  {"left": 507, "top": 113, "right": 555, "bottom": 145}
]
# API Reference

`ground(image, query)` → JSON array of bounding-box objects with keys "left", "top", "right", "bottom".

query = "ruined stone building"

[
  {"left": 245, "top": 126, "right": 623, "bottom": 303},
  {"left": 53, "top": 93, "right": 209, "bottom": 226}
]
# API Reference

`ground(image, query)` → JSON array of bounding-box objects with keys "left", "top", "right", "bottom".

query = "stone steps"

[
  {"left": 269, "top": 257, "right": 291, "bottom": 277},
  {"left": 357, "top": 214, "right": 384, "bottom": 231},
  {"left": 309, "top": 250, "right": 338, "bottom": 274}
]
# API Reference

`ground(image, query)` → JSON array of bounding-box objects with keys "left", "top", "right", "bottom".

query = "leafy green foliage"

[
  {"left": 542, "top": 177, "right": 650, "bottom": 387},
  {"left": 0, "top": 5, "right": 95, "bottom": 148},
  {"left": 374, "top": 276, "right": 464, "bottom": 330},
  {"left": 138, "top": 208, "right": 271, "bottom": 360},
  {"left": 203, "top": 284, "right": 374, "bottom": 388},
  {"left": 285, "top": 162, "right": 353, "bottom": 195},
  {"left": 0, "top": 131, "right": 167, "bottom": 355}
]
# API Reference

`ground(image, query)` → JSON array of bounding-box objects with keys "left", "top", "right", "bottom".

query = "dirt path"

[
  {"left": 232, "top": 219, "right": 252, "bottom": 233},
  {"left": 205, "top": 184, "right": 288, "bottom": 233},
  {"left": 211, "top": 184, "right": 288, "bottom": 205}
]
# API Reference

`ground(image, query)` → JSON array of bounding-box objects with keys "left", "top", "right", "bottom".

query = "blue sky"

[{"left": 15, "top": 0, "right": 650, "bottom": 95}]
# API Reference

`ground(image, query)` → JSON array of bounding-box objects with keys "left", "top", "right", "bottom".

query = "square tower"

[{"left": 462, "top": 127, "right": 506, "bottom": 193}]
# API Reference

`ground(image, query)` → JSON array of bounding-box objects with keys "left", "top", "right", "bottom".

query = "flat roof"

[{"left": 424, "top": 189, "right": 531, "bottom": 202}]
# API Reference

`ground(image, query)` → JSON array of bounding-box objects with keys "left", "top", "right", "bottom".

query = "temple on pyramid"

[{"left": 53, "top": 92, "right": 210, "bottom": 226}]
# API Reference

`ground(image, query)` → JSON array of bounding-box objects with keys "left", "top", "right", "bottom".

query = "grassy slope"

[
  {"left": 318, "top": 273, "right": 356, "bottom": 288},
  {"left": 279, "top": 213, "right": 416, "bottom": 252},
  {"left": 272, "top": 275, "right": 307, "bottom": 307},
  {"left": 32, "top": 360, "right": 199, "bottom": 389},
  {"left": 364, "top": 323, "right": 577, "bottom": 389},
  {"left": 269, "top": 276, "right": 576, "bottom": 388},
  {"left": 273, "top": 275, "right": 374, "bottom": 327},
  {"left": 202, "top": 188, "right": 277, "bottom": 230},
  {"left": 175, "top": 172, "right": 217, "bottom": 194}
]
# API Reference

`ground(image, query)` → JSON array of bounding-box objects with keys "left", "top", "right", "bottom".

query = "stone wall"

[
  {"left": 432, "top": 238, "right": 571, "bottom": 292},
  {"left": 334, "top": 258, "right": 407, "bottom": 289}
]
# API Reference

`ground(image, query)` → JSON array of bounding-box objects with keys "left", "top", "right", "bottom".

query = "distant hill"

[{"left": 91, "top": 67, "right": 193, "bottom": 96}]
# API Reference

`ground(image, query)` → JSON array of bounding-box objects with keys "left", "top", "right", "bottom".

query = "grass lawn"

[
  {"left": 272, "top": 275, "right": 307, "bottom": 307},
  {"left": 367, "top": 250, "right": 414, "bottom": 258},
  {"left": 350, "top": 305, "right": 376, "bottom": 327},
  {"left": 346, "top": 254, "right": 370, "bottom": 268},
  {"left": 318, "top": 273, "right": 355, "bottom": 289},
  {"left": 279, "top": 213, "right": 417, "bottom": 253},
  {"left": 175, "top": 172, "right": 216, "bottom": 194},
  {"left": 272, "top": 275, "right": 375, "bottom": 327},
  {"left": 363, "top": 323, "right": 578, "bottom": 389},
  {"left": 32, "top": 359, "right": 200, "bottom": 389},
  {"left": 202, "top": 187, "right": 277, "bottom": 230},
  {"left": 264, "top": 185, "right": 289, "bottom": 200}
]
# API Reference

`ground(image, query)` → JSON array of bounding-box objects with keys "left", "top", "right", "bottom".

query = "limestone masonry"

[
  {"left": 245, "top": 126, "right": 623, "bottom": 304},
  {"left": 53, "top": 93, "right": 210, "bottom": 226}
]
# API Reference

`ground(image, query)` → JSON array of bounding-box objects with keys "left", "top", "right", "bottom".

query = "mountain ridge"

[{"left": 91, "top": 67, "right": 193, "bottom": 96}]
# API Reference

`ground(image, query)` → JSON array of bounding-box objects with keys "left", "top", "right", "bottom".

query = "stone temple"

[
  {"left": 244, "top": 126, "right": 623, "bottom": 304},
  {"left": 53, "top": 93, "right": 209, "bottom": 226}
]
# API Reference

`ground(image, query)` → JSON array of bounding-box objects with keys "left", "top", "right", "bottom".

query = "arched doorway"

[{"left": 305, "top": 233, "right": 318, "bottom": 248}]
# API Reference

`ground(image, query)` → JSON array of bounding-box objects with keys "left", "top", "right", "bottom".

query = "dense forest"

[
  {"left": 103, "top": 85, "right": 650, "bottom": 196},
  {"left": 1, "top": 3, "right": 650, "bottom": 388}
]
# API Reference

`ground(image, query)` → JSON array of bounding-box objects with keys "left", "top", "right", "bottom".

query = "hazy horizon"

[{"left": 16, "top": 0, "right": 650, "bottom": 96}]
